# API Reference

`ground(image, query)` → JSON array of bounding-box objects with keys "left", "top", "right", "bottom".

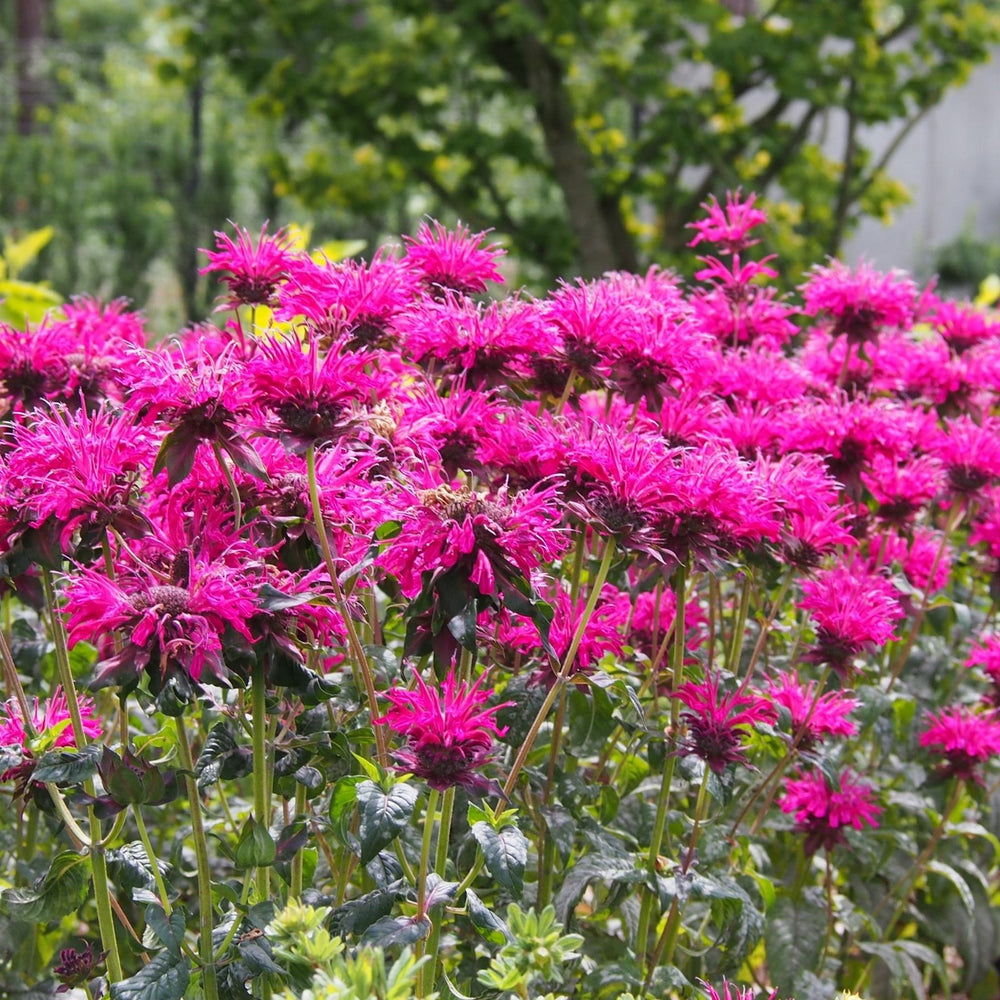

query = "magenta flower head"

[
  {"left": 799, "top": 560, "right": 903, "bottom": 677},
  {"left": 200, "top": 222, "right": 297, "bottom": 307},
  {"left": 780, "top": 768, "right": 881, "bottom": 855},
  {"left": 402, "top": 219, "right": 505, "bottom": 296},
  {"left": 698, "top": 979, "right": 777, "bottom": 1000},
  {"left": 801, "top": 259, "right": 917, "bottom": 345},
  {"left": 965, "top": 634, "right": 1000, "bottom": 707},
  {"left": 672, "top": 674, "right": 776, "bottom": 772},
  {"left": 687, "top": 190, "right": 768, "bottom": 254},
  {"left": 374, "top": 669, "right": 512, "bottom": 792},
  {"left": 0, "top": 687, "right": 102, "bottom": 796},
  {"left": 122, "top": 340, "right": 267, "bottom": 486},
  {"left": 766, "top": 673, "right": 858, "bottom": 750},
  {"left": 61, "top": 551, "right": 260, "bottom": 703},
  {"left": 919, "top": 705, "right": 1000, "bottom": 783}
]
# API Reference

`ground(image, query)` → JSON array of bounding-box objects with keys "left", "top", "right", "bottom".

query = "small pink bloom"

[
  {"left": 375, "top": 669, "right": 511, "bottom": 792},
  {"left": 780, "top": 768, "right": 881, "bottom": 854},
  {"left": 920, "top": 705, "right": 1000, "bottom": 782},
  {"left": 402, "top": 220, "right": 505, "bottom": 296},
  {"left": 672, "top": 674, "right": 776, "bottom": 772},
  {"left": 200, "top": 223, "right": 297, "bottom": 307},
  {"left": 687, "top": 191, "right": 768, "bottom": 253},
  {"left": 766, "top": 673, "right": 858, "bottom": 748}
]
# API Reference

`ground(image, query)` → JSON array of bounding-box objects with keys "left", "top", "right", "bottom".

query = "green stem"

[
  {"left": 499, "top": 541, "right": 617, "bottom": 804},
  {"left": 134, "top": 806, "right": 172, "bottom": 915},
  {"left": 424, "top": 786, "right": 455, "bottom": 994},
  {"left": 724, "top": 571, "right": 753, "bottom": 674},
  {"left": 251, "top": 660, "right": 271, "bottom": 907},
  {"left": 416, "top": 788, "right": 441, "bottom": 999},
  {"left": 643, "top": 764, "right": 712, "bottom": 986},
  {"left": 290, "top": 784, "right": 308, "bottom": 901},
  {"left": 175, "top": 716, "right": 219, "bottom": 1000},
  {"left": 305, "top": 443, "right": 388, "bottom": 767},
  {"left": 41, "top": 568, "right": 123, "bottom": 983},
  {"left": 212, "top": 442, "right": 243, "bottom": 531},
  {"left": 635, "top": 561, "right": 688, "bottom": 965}
]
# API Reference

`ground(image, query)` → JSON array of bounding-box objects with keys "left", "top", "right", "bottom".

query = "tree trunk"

[
  {"left": 520, "top": 32, "right": 639, "bottom": 278},
  {"left": 15, "top": 0, "right": 50, "bottom": 136}
]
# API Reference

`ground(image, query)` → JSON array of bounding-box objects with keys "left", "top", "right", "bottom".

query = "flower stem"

[
  {"left": 305, "top": 443, "right": 388, "bottom": 767},
  {"left": 499, "top": 540, "right": 617, "bottom": 804},
  {"left": 41, "top": 567, "right": 124, "bottom": 983},
  {"left": 423, "top": 785, "right": 455, "bottom": 995},
  {"left": 289, "top": 783, "right": 308, "bottom": 901},
  {"left": 134, "top": 806, "right": 173, "bottom": 915},
  {"left": 174, "top": 715, "right": 219, "bottom": 1000},
  {"left": 251, "top": 659, "right": 271, "bottom": 908},
  {"left": 635, "top": 561, "right": 688, "bottom": 966},
  {"left": 416, "top": 788, "right": 440, "bottom": 999}
]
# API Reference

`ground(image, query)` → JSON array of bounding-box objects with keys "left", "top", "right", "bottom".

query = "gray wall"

[{"left": 844, "top": 55, "right": 1000, "bottom": 278}]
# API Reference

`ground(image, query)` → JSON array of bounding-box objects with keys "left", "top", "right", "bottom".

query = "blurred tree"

[
  {"left": 0, "top": 1, "right": 265, "bottom": 326},
  {"left": 171, "top": 0, "right": 1000, "bottom": 283}
]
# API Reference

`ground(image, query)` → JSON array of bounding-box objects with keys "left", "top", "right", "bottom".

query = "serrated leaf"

[
  {"left": 329, "top": 775, "right": 363, "bottom": 846},
  {"left": 32, "top": 744, "right": 102, "bottom": 785},
  {"left": 360, "top": 914, "right": 430, "bottom": 949},
  {"left": 238, "top": 936, "right": 287, "bottom": 977},
  {"left": 765, "top": 889, "right": 827, "bottom": 993},
  {"left": 107, "top": 843, "right": 169, "bottom": 893},
  {"left": 145, "top": 905, "right": 187, "bottom": 954},
  {"left": 357, "top": 780, "right": 418, "bottom": 864},
  {"left": 194, "top": 723, "right": 252, "bottom": 789},
  {"left": 465, "top": 888, "right": 509, "bottom": 945},
  {"left": 1, "top": 851, "right": 90, "bottom": 922},
  {"left": 555, "top": 853, "right": 643, "bottom": 924},
  {"left": 110, "top": 948, "right": 191, "bottom": 1000},
  {"left": 472, "top": 823, "right": 527, "bottom": 897},
  {"left": 330, "top": 884, "right": 403, "bottom": 937}
]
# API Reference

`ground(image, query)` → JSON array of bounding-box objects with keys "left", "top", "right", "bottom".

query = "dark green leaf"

[
  {"left": 32, "top": 744, "right": 102, "bottom": 785},
  {"left": 555, "top": 854, "right": 642, "bottom": 925},
  {"left": 238, "top": 937, "right": 287, "bottom": 977},
  {"left": 472, "top": 822, "right": 527, "bottom": 898},
  {"left": 356, "top": 780, "right": 418, "bottom": 864},
  {"left": 235, "top": 818, "right": 276, "bottom": 869},
  {"left": 360, "top": 914, "right": 431, "bottom": 949},
  {"left": 195, "top": 723, "right": 253, "bottom": 789},
  {"left": 107, "top": 842, "right": 169, "bottom": 894},
  {"left": 465, "top": 888, "right": 509, "bottom": 945},
  {"left": 110, "top": 948, "right": 191, "bottom": 1000},
  {"left": 329, "top": 884, "right": 403, "bottom": 937},
  {"left": 328, "top": 775, "right": 363, "bottom": 846},
  {"left": 145, "top": 905, "right": 187, "bottom": 954},
  {"left": 1, "top": 851, "right": 90, "bottom": 922},
  {"left": 765, "top": 889, "right": 827, "bottom": 993}
]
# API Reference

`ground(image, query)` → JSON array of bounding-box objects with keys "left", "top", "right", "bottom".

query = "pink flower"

[
  {"left": 374, "top": 669, "right": 511, "bottom": 791},
  {"left": 402, "top": 220, "right": 505, "bottom": 296},
  {"left": 672, "top": 674, "right": 776, "bottom": 772},
  {"left": 248, "top": 331, "right": 378, "bottom": 451},
  {"left": 766, "top": 673, "right": 858, "bottom": 748},
  {"left": 799, "top": 560, "right": 903, "bottom": 675},
  {"left": 933, "top": 416, "right": 1000, "bottom": 496},
  {"left": 1, "top": 402, "right": 154, "bottom": 559},
  {"left": 0, "top": 687, "right": 103, "bottom": 794},
  {"left": 965, "top": 634, "right": 1000, "bottom": 706},
  {"left": 122, "top": 340, "right": 266, "bottom": 486},
  {"left": 687, "top": 191, "right": 769, "bottom": 253},
  {"left": 378, "top": 476, "right": 567, "bottom": 600},
  {"left": 699, "top": 978, "right": 776, "bottom": 1000},
  {"left": 0, "top": 687, "right": 102, "bottom": 751},
  {"left": 780, "top": 768, "right": 881, "bottom": 854},
  {"left": 929, "top": 299, "right": 1000, "bottom": 354},
  {"left": 801, "top": 260, "right": 917, "bottom": 345},
  {"left": 61, "top": 551, "right": 261, "bottom": 694},
  {"left": 919, "top": 705, "right": 1000, "bottom": 782},
  {"left": 200, "top": 223, "right": 298, "bottom": 307}
]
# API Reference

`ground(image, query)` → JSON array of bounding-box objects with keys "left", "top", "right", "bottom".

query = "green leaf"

[
  {"left": 360, "top": 914, "right": 431, "bottom": 949},
  {"left": 555, "top": 854, "right": 643, "bottom": 924},
  {"left": 1, "top": 851, "right": 91, "bottom": 922},
  {"left": 927, "top": 859, "right": 975, "bottom": 914},
  {"left": 764, "top": 889, "right": 827, "bottom": 993},
  {"left": 330, "top": 884, "right": 403, "bottom": 937},
  {"left": 32, "top": 744, "right": 102, "bottom": 785},
  {"left": 145, "top": 905, "right": 187, "bottom": 954},
  {"left": 329, "top": 775, "right": 363, "bottom": 846},
  {"left": 194, "top": 723, "right": 252, "bottom": 788},
  {"left": 465, "top": 888, "right": 509, "bottom": 945},
  {"left": 472, "top": 822, "right": 527, "bottom": 898},
  {"left": 235, "top": 817, "right": 277, "bottom": 869},
  {"left": 107, "top": 843, "right": 168, "bottom": 894},
  {"left": 110, "top": 948, "right": 191, "bottom": 1000},
  {"left": 357, "top": 780, "right": 419, "bottom": 864}
]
